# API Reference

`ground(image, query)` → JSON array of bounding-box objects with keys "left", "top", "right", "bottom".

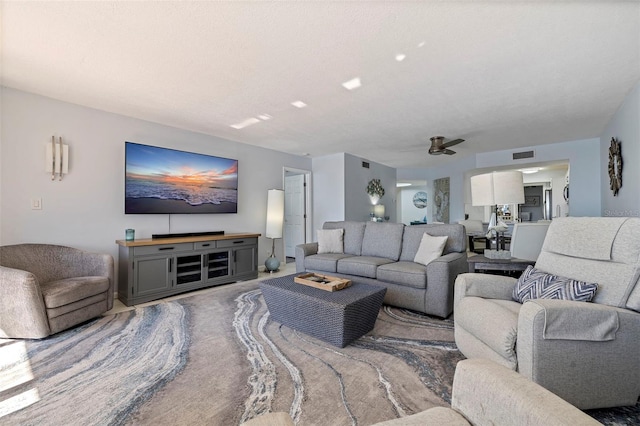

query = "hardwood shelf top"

[{"left": 116, "top": 232, "right": 261, "bottom": 247}]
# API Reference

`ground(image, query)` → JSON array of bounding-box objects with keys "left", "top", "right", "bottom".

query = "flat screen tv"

[{"left": 125, "top": 142, "right": 238, "bottom": 214}]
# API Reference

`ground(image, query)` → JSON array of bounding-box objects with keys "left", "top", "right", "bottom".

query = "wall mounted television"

[{"left": 125, "top": 142, "right": 238, "bottom": 214}]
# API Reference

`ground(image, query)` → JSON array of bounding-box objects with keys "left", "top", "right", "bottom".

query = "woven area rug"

[{"left": 1, "top": 279, "right": 638, "bottom": 425}]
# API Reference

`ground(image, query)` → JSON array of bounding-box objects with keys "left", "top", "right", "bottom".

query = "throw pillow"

[
  {"left": 414, "top": 233, "right": 448, "bottom": 266},
  {"left": 317, "top": 228, "right": 344, "bottom": 254},
  {"left": 513, "top": 265, "right": 598, "bottom": 303}
]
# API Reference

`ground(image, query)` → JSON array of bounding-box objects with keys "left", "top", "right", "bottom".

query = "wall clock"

[{"left": 608, "top": 137, "right": 623, "bottom": 196}]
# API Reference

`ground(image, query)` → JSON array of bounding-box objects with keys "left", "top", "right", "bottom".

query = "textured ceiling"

[{"left": 2, "top": 1, "right": 639, "bottom": 168}]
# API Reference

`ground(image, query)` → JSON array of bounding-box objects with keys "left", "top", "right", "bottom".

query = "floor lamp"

[
  {"left": 470, "top": 171, "right": 524, "bottom": 259},
  {"left": 265, "top": 189, "right": 285, "bottom": 273}
]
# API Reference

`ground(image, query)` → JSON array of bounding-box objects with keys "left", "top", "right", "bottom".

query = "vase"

[{"left": 265, "top": 255, "right": 280, "bottom": 273}]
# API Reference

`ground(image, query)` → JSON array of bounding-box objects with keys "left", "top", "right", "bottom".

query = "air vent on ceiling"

[
  {"left": 362, "top": 161, "right": 370, "bottom": 169},
  {"left": 513, "top": 150, "right": 535, "bottom": 160}
]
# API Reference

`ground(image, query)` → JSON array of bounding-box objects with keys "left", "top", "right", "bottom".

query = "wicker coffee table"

[{"left": 259, "top": 274, "right": 386, "bottom": 348}]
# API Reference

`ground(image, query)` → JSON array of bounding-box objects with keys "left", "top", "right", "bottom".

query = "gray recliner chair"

[
  {"left": 454, "top": 217, "right": 640, "bottom": 409},
  {"left": 0, "top": 243, "right": 114, "bottom": 339}
]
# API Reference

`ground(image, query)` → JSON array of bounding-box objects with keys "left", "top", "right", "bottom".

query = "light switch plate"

[{"left": 31, "top": 198, "right": 42, "bottom": 210}]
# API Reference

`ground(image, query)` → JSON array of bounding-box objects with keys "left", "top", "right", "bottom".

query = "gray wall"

[
  {"left": 600, "top": 80, "right": 640, "bottom": 217},
  {"left": 0, "top": 88, "right": 312, "bottom": 267},
  {"left": 344, "top": 153, "right": 396, "bottom": 223},
  {"left": 398, "top": 156, "right": 476, "bottom": 224},
  {"left": 399, "top": 138, "right": 602, "bottom": 222},
  {"left": 474, "top": 138, "right": 601, "bottom": 218}
]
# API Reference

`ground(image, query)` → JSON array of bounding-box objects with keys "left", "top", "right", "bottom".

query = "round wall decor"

[
  {"left": 608, "top": 137, "right": 623, "bottom": 196},
  {"left": 413, "top": 191, "right": 428, "bottom": 209}
]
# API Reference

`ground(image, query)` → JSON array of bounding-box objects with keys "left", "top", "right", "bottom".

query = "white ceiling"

[{"left": 2, "top": 1, "right": 639, "bottom": 168}]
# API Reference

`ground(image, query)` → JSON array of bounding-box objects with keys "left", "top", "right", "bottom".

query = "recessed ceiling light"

[
  {"left": 395, "top": 54, "right": 406, "bottom": 62},
  {"left": 257, "top": 114, "right": 272, "bottom": 120},
  {"left": 291, "top": 101, "right": 307, "bottom": 108},
  {"left": 396, "top": 182, "right": 412, "bottom": 187},
  {"left": 342, "top": 77, "right": 362, "bottom": 90},
  {"left": 230, "top": 117, "right": 260, "bottom": 129},
  {"left": 417, "top": 41, "right": 425, "bottom": 48}
]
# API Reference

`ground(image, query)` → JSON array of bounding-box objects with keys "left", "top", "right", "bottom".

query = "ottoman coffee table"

[{"left": 259, "top": 274, "right": 386, "bottom": 348}]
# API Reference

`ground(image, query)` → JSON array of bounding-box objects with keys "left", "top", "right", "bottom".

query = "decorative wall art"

[
  {"left": 413, "top": 191, "right": 428, "bottom": 209},
  {"left": 433, "top": 177, "right": 450, "bottom": 223},
  {"left": 608, "top": 137, "right": 623, "bottom": 196},
  {"left": 366, "top": 179, "right": 385, "bottom": 205}
]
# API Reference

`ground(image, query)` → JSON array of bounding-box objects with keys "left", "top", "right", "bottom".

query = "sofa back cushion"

[
  {"left": 361, "top": 222, "right": 405, "bottom": 261},
  {"left": 323, "top": 221, "right": 366, "bottom": 256},
  {"left": 400, "top": 224, "right": 466, "bottom": 261},
  {"left": 535, "top": 217, "right": 640, "bottom": 311}
]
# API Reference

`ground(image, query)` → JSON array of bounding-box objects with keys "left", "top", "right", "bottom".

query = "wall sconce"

[{"left": 45, "top": 136, "right": 69, "bottom": 181}]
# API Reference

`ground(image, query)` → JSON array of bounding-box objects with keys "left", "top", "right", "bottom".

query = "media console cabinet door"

[
  {"left": 234, "top": 246, "right": 257, "bottom": 276},
  {"left": 134, "top": 255, "right": 172, "bottom": 297}
]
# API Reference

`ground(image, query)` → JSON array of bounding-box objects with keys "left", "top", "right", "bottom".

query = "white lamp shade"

[
  {"left": 471, "top": 171, "right": 524, "bottom": 206},
  {"left": 265, "top": 189, "right": 285, "bottom": 239},
  {"left": 374, "top": 204, "right": 385, "bottom": 217}
]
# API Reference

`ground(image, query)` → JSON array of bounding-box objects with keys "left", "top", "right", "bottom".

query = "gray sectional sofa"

[{"left": 296, "top": 221, "right": 468, "bottom": 318}]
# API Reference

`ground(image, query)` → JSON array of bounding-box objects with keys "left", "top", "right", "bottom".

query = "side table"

[{"left": 467, "top": 255, "right": 535, "bottom": 276}]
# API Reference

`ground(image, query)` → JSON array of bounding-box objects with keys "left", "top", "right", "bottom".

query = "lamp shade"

[
  {"left": 265, "top": 189, "right": 285, "bottom": 239},
  {"left": 374, "top": 204, "right": 385, "bottom": 217},
  {"left": 471, "top": 171, "right": 525, "bottom": 206}
]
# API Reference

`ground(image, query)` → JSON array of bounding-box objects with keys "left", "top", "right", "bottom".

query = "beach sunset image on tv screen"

[{"left": 125, "top": 142, "right": 238, "bottom": 214}]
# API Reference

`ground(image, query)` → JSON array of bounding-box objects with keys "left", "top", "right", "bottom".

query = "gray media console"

[{"left": 116, "top": 233, "right": 260, "bottom": 306}]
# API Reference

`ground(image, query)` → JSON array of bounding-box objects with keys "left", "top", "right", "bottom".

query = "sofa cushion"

[
  {"left": 41, "top": 276, "right": 110, "bottom": 309},
  {"left": 323, "top": 221, "right": 366, "bottom": 256},
  {"left": 455, "top": 297, "right": 521, "bottom": 366},
  {"left": 361, "top": 222, "right": 405, "bottom": 261},
  {"left": 400, "top": 224, "right": 466, "bottom": 261},
  {"left": 513, "top": 266, "right": 598, "bottom": 303},
  {"left": 414, "top": 233, "right": 448, "bottom": 266},
  {"left": 304, "top": 253, "right": 353, "bottom": 273},
  {"left": 317, "top": 229, "right": 344, "bottom": 254},
  {"left": 377, "top": 261, "right": 427, "bottom": 289},
  {"left": 337, "top": 256, "right": 395, "bottom": 279}
]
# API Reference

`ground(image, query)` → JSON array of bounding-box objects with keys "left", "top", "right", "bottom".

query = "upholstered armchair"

[
  {"left": 454, "top": 217, "right": 640, "bottom": 409},
  {"left": 0, "top": 243, "right": 114, "bottom": 339}
]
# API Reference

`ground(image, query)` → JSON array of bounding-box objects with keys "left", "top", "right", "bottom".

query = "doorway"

[{"left": 283, "top": 168, "right": 312, "bottom": 260}]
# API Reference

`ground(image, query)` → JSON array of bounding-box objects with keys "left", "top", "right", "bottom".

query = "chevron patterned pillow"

[{"left": 513, "top": 265, "right": 598, "bottom": 303}]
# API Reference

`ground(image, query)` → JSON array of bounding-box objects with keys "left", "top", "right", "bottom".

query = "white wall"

[
  {"left": 397, "top": 186, "right": 428, "bottom": 225},
  {"left": 311, "top": 153, "right": 345, "bottom": 234},
  {"left": 0, "top": 88, "right": 312, "bottom": 268},
  {"left": 600, "top": 80, "right": 640, "bottom": 217}
]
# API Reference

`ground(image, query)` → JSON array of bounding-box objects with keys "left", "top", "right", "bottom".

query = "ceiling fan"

[{"left": 428, "top": 136, "right": 465, "bottom": 155}]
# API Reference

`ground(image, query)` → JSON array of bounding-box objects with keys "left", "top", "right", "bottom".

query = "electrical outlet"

[{"left": 31, "top": 198, "right": 43, "bottom": 210}]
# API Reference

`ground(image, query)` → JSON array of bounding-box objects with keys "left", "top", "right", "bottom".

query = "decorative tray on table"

[{"left": 294, "top": 273, "right": 352, "bottom": 292}]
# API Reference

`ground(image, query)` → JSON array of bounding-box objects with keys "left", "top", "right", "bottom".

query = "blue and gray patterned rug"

[{"left": 0, "top": 280, "right": 637, "bottom": 425}]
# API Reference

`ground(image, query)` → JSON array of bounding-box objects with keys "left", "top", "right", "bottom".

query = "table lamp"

[{"left": 470, "top": 171, "right": 524, "bottom": 259}]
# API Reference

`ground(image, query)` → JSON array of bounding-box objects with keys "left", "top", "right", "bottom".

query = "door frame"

[{"left": 283, "top": 167, "right": 313, "bottom": 257}]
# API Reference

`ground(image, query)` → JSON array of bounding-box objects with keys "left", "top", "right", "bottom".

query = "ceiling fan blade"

[
  {"left": 442, "top": 138, "right": 465, "bottom": 148},
  {"left": 443, "top": 149, "right": 456, "bottom": 155}
]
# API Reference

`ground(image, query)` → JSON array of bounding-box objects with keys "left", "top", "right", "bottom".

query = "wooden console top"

[{"left": 116, "top": 232, "right": 261, "bottom": 247}]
